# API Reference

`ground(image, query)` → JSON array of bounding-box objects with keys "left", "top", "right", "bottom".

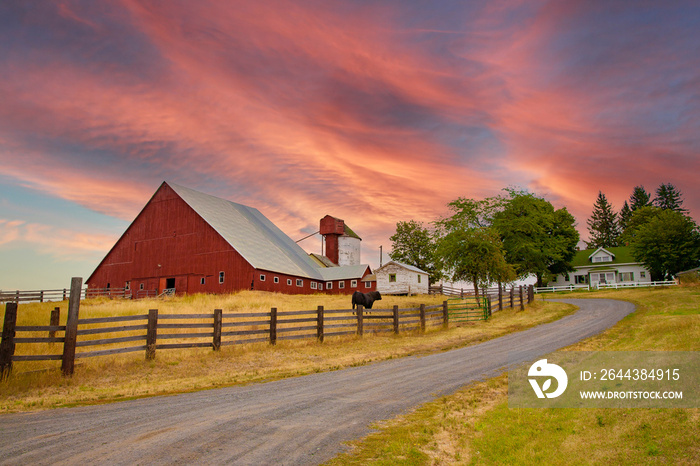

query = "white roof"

[
  {"left": 376, "top": 260, "right": 428, "bottom": 275},
  {"left": 169, "top": 182, "right": 369, "bottom": 281}
]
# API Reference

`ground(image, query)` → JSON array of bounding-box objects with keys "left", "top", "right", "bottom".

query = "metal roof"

[{"left": 168, "top": 182, "right": 369, "bottom": 281}]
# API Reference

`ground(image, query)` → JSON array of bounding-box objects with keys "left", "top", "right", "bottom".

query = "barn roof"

[{"left": 168, "top": 182, "right": 368, "bottom": 281}]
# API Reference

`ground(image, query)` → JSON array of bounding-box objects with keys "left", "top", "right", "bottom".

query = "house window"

[
  {"left": 640, "top": 271, "right": 646, "bottom": 279},
  {"left": 620, "top": 272, "right": 634, "bottom": 282},
  {"left": 219, "top": 272, "right": 225, "bottom": 284},
  {"left": 417, "top": 275, "right": 421, "bottom": 283},
  {"left": 575, "top": 275, "right": 588, "bottom": 284},
  {"left": 592, "top": 272, "right": 615, "bottom": 284},
  {"left": 339, "top": 281, "right": 345, "bottom": 289},
  {"left": 287, "top": 279, "right": 292, "bottom": 286},
  {"left": 326, "top": 282, "right": 333, "bottom": 289},
  {"left": 351, "top": 280, "right": 358, "bottom": 288},
  {"left": 274, "top": 277, "right": 279, "bottom": 284},
  {"left": 564, "top": 274, "right": 570, "bottom": 282},
  {"left": 296, "top": 279, "right": 303, "bottom": 287},
  {"left": 260, "top": 274, "right": 266, "bottom": 282},
  {"left": 125, "top": 281, "right": 130, "bottom": 290},
  {"left": 593, "top": 256, "right": 612, "bottom": 263},
  {"left": 311, "top": 282, "right": 317, "bottom": 290},
  {"left": 200, "top": 277, "right": 205, "bottom": 285},
  {"left": 389, "top": 274, "right": 397, "bottom": 283}
]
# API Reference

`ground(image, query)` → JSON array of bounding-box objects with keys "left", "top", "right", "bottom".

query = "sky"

[{"left": 1, "top": 0, "right": 699, "bottom": 290}]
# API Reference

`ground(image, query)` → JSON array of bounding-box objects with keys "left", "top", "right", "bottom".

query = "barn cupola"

[{"left": 320, "top": 215, "right": 361, "bottom": 266}]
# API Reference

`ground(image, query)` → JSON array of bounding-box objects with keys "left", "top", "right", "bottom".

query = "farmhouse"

[
  {"left": 375, "top": 261, "right": 429, "bottom": 295},
  {"left": 87, "top": 182, "right": 376, "bottom": 296},
  {"left": 547, "top": 246, "right": 651, "bottom": 287}
]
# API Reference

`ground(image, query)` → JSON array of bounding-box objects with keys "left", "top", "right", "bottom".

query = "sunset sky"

[{"left": 1, "top": 0, "right": 699, "bottom": 290}]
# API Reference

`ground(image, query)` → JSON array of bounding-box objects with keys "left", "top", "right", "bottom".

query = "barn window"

[
  {"left": 139, "top": 283, "right": 144, "bottom": 290},
  {"left": 364, "top": 281, "right": 371, "bottom": 288},
  {"left": 125, "top": 281, "right": 130, "bottom": 290},
  {"left": 351, "top": 280, "right": 358, "bottom": 288},
  {"left": 417, "top": 275, "right": 421, "bottom": 283},
  {"left": 310, "top": 282, "right": 317, "bottom": 290},
  {"left": 318, "top": 283, "right": 323, "bottom": 291},
  {"left": 296, "top": 279, "right": 303, "bottom": 287},
  {"left": 389, "top": 274, "right": 397, "bottom": 283},
  {"left": 200, "top": 277, "right": 205, "bottom": 285},
  {"left": 274, "top": 277, "right": 279, "bottom": 284},
  {"left": 326, "top": 282, "right": 333, "bottom": 289},
  {"left": 260, "top": 274, "right": 266, "bottom": 282},
  {"left": 287, "top": 279, "right": 292, "bottom": 286},
  {"left": 338, "top": 281, "right": 345, "bottom": 289},
  {"left": 219, "top": 271, "right": 225, "bottom": 284}
]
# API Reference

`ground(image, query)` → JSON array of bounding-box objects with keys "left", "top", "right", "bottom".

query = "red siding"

[{"left": 87, "top": 183, "right": 374, "bottom": 297}]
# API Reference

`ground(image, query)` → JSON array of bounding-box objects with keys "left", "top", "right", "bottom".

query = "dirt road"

[{"left": 0, "top": 299, "right": 634, "bottom": 465}]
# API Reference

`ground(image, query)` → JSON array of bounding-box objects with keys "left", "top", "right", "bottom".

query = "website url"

[{"left": 580, "top": 391, "right": 683, "bottom": 400}]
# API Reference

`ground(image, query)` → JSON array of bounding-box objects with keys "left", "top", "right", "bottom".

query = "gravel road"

[{"left": 0, "top": 299, "right": 634, "bottom": 465}]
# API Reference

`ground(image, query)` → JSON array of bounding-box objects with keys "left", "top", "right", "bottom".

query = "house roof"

[
  {"left": 169, "top": 182, "right": 369, "bottom": 281},
  {"left": 571, "top": 246, "right": 638, "bottom": 268},
  {"left": 376, "top": 260, "right": 429, "bottom": 275}
]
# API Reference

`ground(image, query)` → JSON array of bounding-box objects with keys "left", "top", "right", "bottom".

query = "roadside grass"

[
  {"left": 0, "top": 292, "right": 573, "bottom": 413},
  {"left": 327, "top": 285, "right": 699, "bottom": 465}
]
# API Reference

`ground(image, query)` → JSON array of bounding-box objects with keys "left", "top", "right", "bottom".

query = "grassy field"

[
  {"left": 0, "top": 291, "right": 573, "bottom": 413},
  {"left": 327, "top": 285, "right": 700, "bottom": 465}
]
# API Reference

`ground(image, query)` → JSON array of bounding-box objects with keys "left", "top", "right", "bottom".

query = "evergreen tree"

[
  {"left": 619, "top": 200, "right": 633, "bottom": 233},
  {"left": 586, "top": 191, "right": 620, "bottom": 248},
  {"left": 654, "top": 183, "right": 688, "bottom": 213},
  {"left": 629, "top": 185, "right": 652, "bottom": 211}
]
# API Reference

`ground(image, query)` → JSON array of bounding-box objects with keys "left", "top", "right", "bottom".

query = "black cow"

[{"left": 352, "top": 291, "right": 382, "bottom": 310}]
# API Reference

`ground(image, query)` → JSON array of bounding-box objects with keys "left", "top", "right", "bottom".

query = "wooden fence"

[
  {"left": 1, "top": 279, "right": 535, "bottom": 378},
  {"left": 0, "top": 286, "right": 147, "bottom": 304}
]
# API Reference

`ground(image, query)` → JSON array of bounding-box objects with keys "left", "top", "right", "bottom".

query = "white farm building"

[{"left": 375, "top": 261, "right": 429, "bottom": 295}]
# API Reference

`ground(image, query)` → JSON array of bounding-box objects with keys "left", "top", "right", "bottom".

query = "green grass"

[{"left": 327, "top": 285, "right": 700, "bottom": 465}]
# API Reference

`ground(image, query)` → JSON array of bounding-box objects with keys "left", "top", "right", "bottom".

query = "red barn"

[{"left": 87, "top": 182, "right": 375, "bottom": 296}]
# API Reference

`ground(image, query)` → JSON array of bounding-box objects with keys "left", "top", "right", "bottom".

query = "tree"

[
  {"left": 389, "top": 220, "right": 442, "bottom": 284},
  {"left": 629, "top": 209, "right": 700, "bottom": 280},
  {"left": 437, "top": 226, "right": 515, "bottom": 295},
  {"left": 619, "top": 206, "right": 661, "bottom": 246},
  {"left": 629, "top": 185, "right": 652, "bottom": 211},
  {"left": 586, "top": 191, "right": 620, "bottom": 248},
  {"left": 653, "top": 183, "right": 688, "bottom": 214},
  {"left": 619, "top": 201, "right": 633, "bottom": 233},
  {"left": 492, "top": 192, "right": 579, "bottom": 286}
]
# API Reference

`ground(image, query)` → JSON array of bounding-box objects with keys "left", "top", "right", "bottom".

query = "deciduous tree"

[{"left": 389, "top": 220, "right": 442, "bottom": 284}]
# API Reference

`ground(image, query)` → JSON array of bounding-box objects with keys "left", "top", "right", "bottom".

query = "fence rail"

[
  {"left": 534, "top": 280, "right": 677, "bottom": 294},
  {"left": 0, "top": 286, "right": 147, "bottom": 304}
]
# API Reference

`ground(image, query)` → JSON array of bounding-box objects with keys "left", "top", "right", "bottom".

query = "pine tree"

[
  {"left": 654, "top": 183, "right": 688, "bottom": 213},
  {"left": 619, "top": 200, "right": 632, "bottom": 233},
  {"left": 629, "top": 185, "right": 652, "bottom": 211},
  {"left": 586, "top": 191, "right": 620, "bottom": 249}
]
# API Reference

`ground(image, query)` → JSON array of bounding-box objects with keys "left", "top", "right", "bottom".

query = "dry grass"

[{"left": 0, "top": 291, "right": 572, "bottom": 413}]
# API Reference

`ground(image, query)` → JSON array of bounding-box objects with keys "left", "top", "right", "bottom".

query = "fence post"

[
  {"left": 487, "top": 297, "right": 492, "bottom": 317},
  {"left": 49, "top": 307, "right": 60, "bottom": 343},
  {"left": 1, "top": 302, "right": 18, "bottom": 380},
  {"left": 146, "top": 309, "right": 158, "bottom": 360},
  {"left": 393, "top": 305, "right": 399, "bottom": 334},
  {"left": 498, "top": 286, "right": 503, "bottom": 311},
  {"left": 510, "top": 286, "right": 514, "bottom": 308},
  {"left": 419, "top": 304, "right": 426, "bottom": 332},
  {"left": 15, "top": 290, "right": 19, "bottom": 303},
  {"left": 528, "top": 285, "right": 534, "bottom": 303},
  {"left": 40, "top": 290, "right": 44, "bottom": 303},
  {"left": 442, "top": 301, "right": 449, "bottom": 328},
  {"left": 519, "top": 285, "right": 525, "bottom": 311},
  {"left": 63, "top": 288, "right": 67, "bottom": 301},
  {"left": 213, "top": 308, "right": 222, "bottom": 351},
  {"left": 61, "top": 277, "right": 82, "bottom": 376},
  {"left": 270, "top": 307, "right": 277, "bottom": 345},
  {"left": 357, "top": 305, "right": 364, "bottom": 336},
  {"left": 317, "top": 306, "right": 324, "bottom": 343}
]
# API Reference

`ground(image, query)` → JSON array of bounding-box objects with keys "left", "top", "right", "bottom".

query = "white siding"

[{"left": 375, "top": 263, "right": 429, "bottom": 295}]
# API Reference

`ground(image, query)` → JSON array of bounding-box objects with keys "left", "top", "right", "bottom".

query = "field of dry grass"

[{"left": 0, "top": 291, "right": 573, "bottom": 413}]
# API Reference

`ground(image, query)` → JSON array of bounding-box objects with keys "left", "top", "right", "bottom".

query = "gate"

[{"left": 447, "top": 296, "right": 489, "bottom": 322}]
